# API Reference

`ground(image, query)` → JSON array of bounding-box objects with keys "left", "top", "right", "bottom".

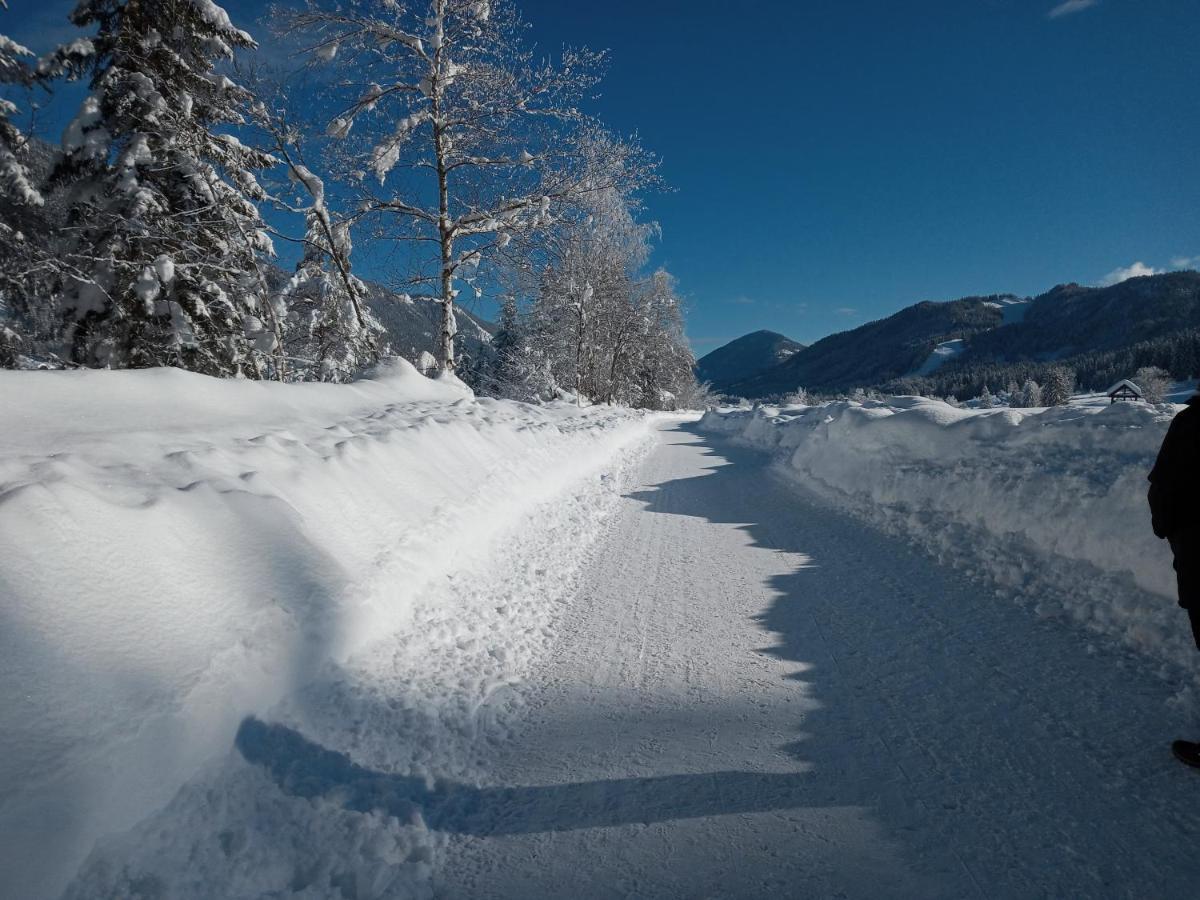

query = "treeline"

[
  {"left": 887, "top": 328, "right": 1200, "bottom": 400},
  {"left": 0, "top": 0, "right": 697, "bottom": 409}
]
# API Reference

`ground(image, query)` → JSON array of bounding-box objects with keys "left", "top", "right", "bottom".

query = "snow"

[
  {"left": 6, "top": 384, "right": 1200, "bottom": 897},
  {"left": 0, "top": 360, "right": 658, "bottom": 899},
  {"left": 912, "top": 337, "right": 964, "bottom": 376},
  {"left": 1106, "top": 378, "right": 1144, "bottom": 397},
  {"left": 912, "top": 298, "right": 1032, "bottom": 376},
  {"left": 700, "top": 396, "right": 1190, "bottom": 669},
  {"left": 439, "top": 423, "right": 1200, "bottom": 896},
  {"left": 983, "top": 295, "right": 1031, "bottom": 324}
]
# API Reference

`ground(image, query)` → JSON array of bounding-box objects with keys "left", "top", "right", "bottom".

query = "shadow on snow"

[
  {"left": 235, "top": 716, "right": 815, "bottom": 836},
  {"left": 237, "top": 421, "right": 1200, "bottom": 896}
]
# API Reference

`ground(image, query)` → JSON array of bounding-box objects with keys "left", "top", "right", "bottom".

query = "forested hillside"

[
  {"left": 695, "top": 330, "right": 804, "bottom": 391},
  {"left": 724, "top": 273, "right": 1200, "bottom": 399},
  {"left": 731, "top": 296, "right": 1013, "bottom": 396},
  {"left": 891, "top": 272, "right": 1200, "bottom": 398}
]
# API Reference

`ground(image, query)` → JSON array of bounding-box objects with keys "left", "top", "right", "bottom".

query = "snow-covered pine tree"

[
  {"left": 0, "top": 4, "right": 43, "bottom": 365},
  {"left": 1005, "top": 380, "right": 1020, "bottom": 407},
  {"left": 979, "top": 384, "right": 993, "bottom": 409},
  {"left": 484, "top": 293, "right": 542, "bottom": 400},
  {"left": 53, "top": 0, "right": 280, "bottom": 376},
  {"left": 1020, "top": 378, "right": 1043, "bottom": 408},
  {"left": 1042, "top": 367, "right": 1074, "bottom": 407},
  {"left": 274, "top": 157, "right": 382, "bottom": 381},
  {"left": 0, "top": 6, "right": 40, "bottom": 210},
  {"left": 288, "top": 0, "right": 655, "bottom": 373}
]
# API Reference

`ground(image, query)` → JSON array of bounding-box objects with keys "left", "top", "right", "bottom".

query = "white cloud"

[
  {"left": 1171, "top": 255, "right": 1200, "bottom": 269},
  {"left": 1048, "top": 0, "right": 1099, "bottom": 18},
  {"left": 729, "top": 295, "right": 755, "bottom": 306},
  {"left": 835, "top": 307, "right": 859, "bottom": 317},
  {"left": 1098, "top": 261, "right": 1160, "bottom": 287}
]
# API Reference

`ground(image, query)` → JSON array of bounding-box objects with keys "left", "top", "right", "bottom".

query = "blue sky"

[{"left": 6, "top": 0, "right": 1200, "bottom": 351}]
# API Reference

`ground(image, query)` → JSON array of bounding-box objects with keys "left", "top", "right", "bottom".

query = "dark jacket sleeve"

[{"left": 1149, "top": 410, "right": 1193, "bottom": 539}]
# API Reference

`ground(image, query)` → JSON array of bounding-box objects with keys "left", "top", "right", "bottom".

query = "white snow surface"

[
  {"left": 912, "top": 337, "right": 965, "bottom": 376},
  {"left": 0, "top": 360, "right": 658, "bottom": 900},
  {"left": 700, "top": 397, "right": 1188, "bottom": 668},
  {"left": 435, "top": 423, "right": 1200, "bottom": 897},
  {"left": 984, "top": 295, "right": 1031, "bottom": 324}
]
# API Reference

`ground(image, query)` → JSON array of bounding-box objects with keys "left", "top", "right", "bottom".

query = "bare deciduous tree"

[{"left": 284, "top": 0, "right": 653, "bottom": 372}]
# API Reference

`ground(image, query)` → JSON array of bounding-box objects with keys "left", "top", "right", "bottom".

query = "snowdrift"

[
  {"left": 700, "top": 398, "right": 1185, "bottom": 667},
  {"left": 0, "top": 360, "right": 655, "bottom": 900}
]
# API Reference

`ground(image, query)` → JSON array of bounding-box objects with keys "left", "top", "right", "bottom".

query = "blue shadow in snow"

[{"left": 236, "top": 717, "right": 815, "bottom": 836}]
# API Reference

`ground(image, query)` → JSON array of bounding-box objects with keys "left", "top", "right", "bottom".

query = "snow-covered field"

[
  {"left": 700, "top": 396, "right": 1188, "bottom": 670},
  {"left": 0, "top": 361, "right": 659, "bottom": 899}
]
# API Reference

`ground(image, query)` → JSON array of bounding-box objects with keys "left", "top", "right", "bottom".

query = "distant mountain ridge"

[
  {"left": 695, "top": 330, "right": 805, "bottom": 391},
  {"left": 722, "top": 271, "right": 1200, "bottom": 399},
  {"left": 732, "top": 296, "right": 1016, "bottom": 397}
]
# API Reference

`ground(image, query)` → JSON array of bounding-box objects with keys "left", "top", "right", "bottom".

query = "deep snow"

[
  {"left": 0, "top": 360, "right": 658, "bottom": 899},
  {"left": 431, "top": 424, "right": 1200, "bottom": 897},
  {"left": 5, "top": 373, "right": 1199, "bottom": 898},
  {"left": 699, "top": 396, "right": 1189, "bottom": 672}
]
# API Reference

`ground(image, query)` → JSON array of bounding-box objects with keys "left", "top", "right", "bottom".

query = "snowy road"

[{"left": 435, "top": 422, "right": 1200, "bottom": 899}]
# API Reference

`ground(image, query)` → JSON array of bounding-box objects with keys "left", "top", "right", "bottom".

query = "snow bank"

[
  {"left": 0, "top": 360, "right": 655, "bottom": 900},
  {"left": 700, "top": 398, "right": 1187, "bottom": 667}
]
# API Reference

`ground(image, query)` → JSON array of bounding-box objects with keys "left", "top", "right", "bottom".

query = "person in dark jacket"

[{"left": 1148, "top": 393, "right": 1200, "bottom": 767}]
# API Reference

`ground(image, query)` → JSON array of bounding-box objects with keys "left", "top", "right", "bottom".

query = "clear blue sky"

[{"left": 7, "top": 0, "right": 1200, "bottom": 351}]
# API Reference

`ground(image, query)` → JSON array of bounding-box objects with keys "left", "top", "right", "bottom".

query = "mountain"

[
  {"left": 362, "top": 283, "right": 495, "bottom": 366},
  {"left": 261, "top": 268, "right": 495, "bottom": 371},
  {"left": 732, "top": 296, "right": 1016, "bottom": 397},
  {"left": 906, "top": 271, "right": 1200, "bottom": 397},
  {"left": 695, "top": 330, "right": 805, "bottom": 390},
  {"left": 727, "top": 272, "right": 1200, "bottom": 399}
]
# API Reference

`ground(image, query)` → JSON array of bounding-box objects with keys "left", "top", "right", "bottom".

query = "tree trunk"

[{"left": 431, "top": 2, "right": 456, "bottom": 373}]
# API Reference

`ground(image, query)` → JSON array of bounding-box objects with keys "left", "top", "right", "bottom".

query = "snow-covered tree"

[
  {"left": 482, "top": 292, "right": 546, "bottom": 400},
  {"left": 275, "top": 195, "right": 382, "bottom": 381},
  {"left": 253, "top": 104, "right": 382, "bottom": 381},
  {"left": 52, "top": 0, "right": 280, "bottom": 376},
  {"left": 0, "top": 6, "right": 41, "bottom": 210},
  {"left": 0, "top": 4, "right": 44, "bottom": 365},
  {"left": 1042, "top": 367, "right": 1075, "bottom": 407},
  {"left": 287, "top": 0, "right": 655, "bottom": 373},
  {"left": 979, "top": 384, "right": 994, "bottom": 409},
  {"left": 1004, "top": 379, "right": 1020, "bottom": 406},
  {"left": 1019, "top": 378, "right": 1043, "bottom": 408},
  {"left": 626, "top": 268, "right": 697, "bottom": 410},
  {"left": 1133, "top": 365, "right": 1170, "bottom": 403},
  {"left": 532, "top": 187, "right": 652, "bottom": 401}
]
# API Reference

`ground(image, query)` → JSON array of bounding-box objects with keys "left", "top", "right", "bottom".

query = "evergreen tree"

[
  {"left": 979, "top": 384, "right": 994, "bottom": 409},
  {"left": 0, "top": 4, "right": 43, "bottom": 365},
  {"left": 0, "top": 6, "right": 40, "bottom": 209},
  {"left": 1042, "top": 367, "right": 1075, "bottom": 406},
  {"left": 1020, "top": 379, "right": 1043, "bottom": 408},
  {"left": 53, "top": 0, "right": 279, "bottom": 376},
  {"left": 485, "top": 293, "right": 541, "bottom": 401},
  {"left": 275, "top": 162, "right": 381, "bottom": 381},
  {"left": 1005, "top": 380, "right": 1020, "bottom": 406}
]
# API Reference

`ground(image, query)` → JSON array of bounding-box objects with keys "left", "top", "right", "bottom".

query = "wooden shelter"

[{"left": 1106, "top": 379, "right": 1144, "bottom": 403}]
